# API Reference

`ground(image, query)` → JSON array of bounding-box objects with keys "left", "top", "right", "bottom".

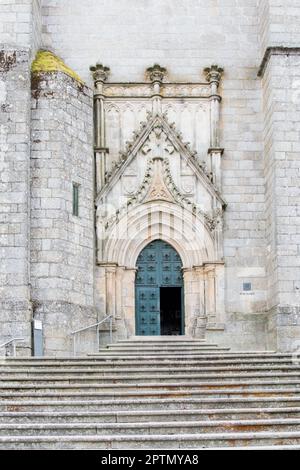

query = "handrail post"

[
  {"left": 70, "top": 315, "right": 113, "bottom": 356},
  {"left": 0, "top": 338, "right": 24, "bottom": 357}
]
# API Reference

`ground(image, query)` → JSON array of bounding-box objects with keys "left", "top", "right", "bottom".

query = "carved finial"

[
  {"left": 90, "top": 63, "right": 110, "bottom": 86},
  {"left": 146, "top": 64, "right": 167, "bottom": 83},
  {"left": 204, "top": 65, "right": 224, "bottom": 87}
]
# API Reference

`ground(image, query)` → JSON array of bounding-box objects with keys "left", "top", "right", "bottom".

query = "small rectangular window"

[{"left": 72, "top": 183, "right": 79, "bottom": 217}]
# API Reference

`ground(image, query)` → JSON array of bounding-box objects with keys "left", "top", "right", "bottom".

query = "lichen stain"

[
  {"left": 31, "top": 50, "right": 84, "bottom": 84},
  {"left": 0, "top": 51, "right": 17, "bottom": 73}
]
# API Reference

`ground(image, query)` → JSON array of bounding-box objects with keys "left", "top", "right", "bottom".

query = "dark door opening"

[{"left": 160, "top": 287, "right": 183, "bottom": 336}]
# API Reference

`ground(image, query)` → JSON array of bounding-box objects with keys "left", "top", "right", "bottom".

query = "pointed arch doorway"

[{"left": 135, "top": 240, "right": 184, "bottom": 336}]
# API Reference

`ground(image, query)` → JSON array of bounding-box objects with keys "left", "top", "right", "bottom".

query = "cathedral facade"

[{"left": 1, "top": 0, "right": 300, "bottom": 355}]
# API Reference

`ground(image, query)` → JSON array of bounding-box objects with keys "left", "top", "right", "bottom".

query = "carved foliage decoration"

[
  {"left": 103, "top": 155, "right": 220, "bottom": 235},
  {"left": 101, "top": 112, "right": 219, "bottom": 196}
]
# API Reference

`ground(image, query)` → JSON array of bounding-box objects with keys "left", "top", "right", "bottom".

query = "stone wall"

[
  {"left": 0, "top": 0, "right": 42, "bottom": 354},
  {"left": 261, "top": 52, "right": 300, "bottom": 351},
  {"left": 259, "top": 1, "right": 300, "bottom": 351},
  {"left": 0, "top": 0, "right": 299, "bottom": 353},
  {"left": 0, "top": 0, "right": 42, "bottom": 53},
  {"left": 41, "top": 1, "right": 269, "bottom": 346},
  {"left": 0, "top": 0, "right": 31, "bottom": 48},
  {"left": 259, "top": 0, "right": 300, "bottom": 49},
  {"left": 30, "top": 69, "right": 95, "bottom": 355},
  {"left": 0, "top": 48, "right": 32, "bottom": 354}
]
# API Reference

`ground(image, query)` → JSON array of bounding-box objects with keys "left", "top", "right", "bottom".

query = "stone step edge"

[
  {"left": 1, "top": 407, "right": 300, "bottom": 418},
  {"left": 2, "top": 381, "right": 300, "bottom": 389},
  {"left": 2, "top": 362, "right": 299, "bottom": 368},
  {"left": 101, "top": 345, "right": 224, "bottom": 349},
  {"left": 2, "top": 396, "right": 300, "bottom": 406},
  {"left": 2, "top": 376, "right": 300, "bottom": 382},
  {"left": 0, "top": 378, "right": 300, "bottom": 391},
  {"left": 0, "top": 359, "right": 297, "bottom": 366},
  {"left": 103, "top": 343, "right": 226, "bottom": 346},
  {"left": 99, "top": 349, "right": 231, "bottom": 352},
  {"left": 1, "top": 370, "right": 300, "bottom": 376},
  {"left": 90, "top": 352, "right": 234, "bottom": 357},
  {"left": 0, "top": 431, "right": 300, "bottom": 443},
  {"left": 86, "top": 355, "right": 289, "bottom": 359},
  {"left": 1, "top": 387, "right": 300, "bottom": 398},
  {"left": 1, "top": 368, "right": 300, "bottom": 374},
  {"left": 117, "top": 338, "right": 208, "bottom": 340},
  {"left": 1, "top": 418, "right": 300, "bottom": 429},
  {"left": 3, "top": 353, "right": 291, "bottom": 361}
]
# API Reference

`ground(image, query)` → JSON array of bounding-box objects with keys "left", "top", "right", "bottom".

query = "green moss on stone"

[{"left": 31, "top": 50, "right": 84, "bottom": 84}]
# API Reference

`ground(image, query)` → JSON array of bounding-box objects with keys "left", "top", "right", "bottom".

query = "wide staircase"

[{"left": 1, "top": 337, "right": 300, "bottom": 449}]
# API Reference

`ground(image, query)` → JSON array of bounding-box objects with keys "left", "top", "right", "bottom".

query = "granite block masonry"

[{"left": 0, "top": 0, "right": 300, "bottom": 355}]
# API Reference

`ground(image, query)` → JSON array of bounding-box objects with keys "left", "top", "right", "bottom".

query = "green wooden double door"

[{"left": 135, "top": 240, "right": 184, "bottom": 336}]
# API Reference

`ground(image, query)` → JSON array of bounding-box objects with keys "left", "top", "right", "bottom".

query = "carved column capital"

[
  {"left": 90, "top": 63, "right": 110, "bottom": 90},
  {"left": 146, "top": 64, "right": 168, "bottom": 83},
  {"left": 204, "top": 64, "right": 224, "bottom": 88}
]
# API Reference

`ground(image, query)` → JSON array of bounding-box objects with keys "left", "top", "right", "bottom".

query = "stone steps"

[
  {"left": 3, "top": 374, "right": 300, "bottom": 388},
  {"left": 5, "top": 360, "right": 290, "bottom": 370},
  {"left": 2, "top": 361, "right": 300, "bottom": 370},
  {"left": 0, "top": 358, "right": 297, "bottom": 368},
  {"left": 4, "top": 352, "right": 296, "bottom": 363},
  {"left": 91, "top": 351, "right": 240, "bottom": 357},
  {"left": 1, "top": 338, "right": 300, "bottom": 449},
  {"left": 2, "top": 366, "right": 300, "bottom": 376},
  {"left": 1, "top": 418, "right": 300, "bottom": 436},
  {"left": 2, "top": 387, "right": 300, "bottom": 401},
  {"left": 99, "top": 345, "right": 228, "bottom": 351},
  {"left": 1, "top": 432, "right": 300, "bottom": 450},
  {"left": 2, "top": 407, "right": 300, "bottom": 423},
  {"left": 2, "top": 379, "right": 300, "bottom": 389},
  {"left": 2, "top": 397, "right": 300, "bottom": 412},
  {"left": 3, "top": 376, "right": 300, "bottom": 388}
]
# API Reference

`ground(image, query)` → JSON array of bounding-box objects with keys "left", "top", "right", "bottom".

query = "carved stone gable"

[
  {"left": 91, "top": 64, "right": 224, "bottom": 194},
  {"left": 96, "top": 113, "right": 225, "bottom": 207}
]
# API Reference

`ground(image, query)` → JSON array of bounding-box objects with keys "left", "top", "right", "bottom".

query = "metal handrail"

[
  {"left": 71, "top": 315, "right": 113, "bottom": 356},
  {"left": 0, "top": 338, "right": 24, "bottom": 357}
]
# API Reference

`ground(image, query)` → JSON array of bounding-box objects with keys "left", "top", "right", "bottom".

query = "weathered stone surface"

[
  {"left": 0, "top": 0, "right": 300, "bottom": 354},
  {"left": 0, "top": 342, "right": 300, "bottom": 449}
]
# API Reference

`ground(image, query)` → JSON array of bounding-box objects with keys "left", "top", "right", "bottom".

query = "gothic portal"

[{"left": 94, "top": 64, "right": 226, "bottom": 340}]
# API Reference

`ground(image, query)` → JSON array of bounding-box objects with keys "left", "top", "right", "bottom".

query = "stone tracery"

[{"left": 92, "top": 64, "right": 226, "bottom": 337}]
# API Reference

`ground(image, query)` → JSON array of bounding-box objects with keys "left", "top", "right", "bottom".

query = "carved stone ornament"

[
  {"left": 101, "top": 113, "right": 224, "bottom": 203},
  {"left": 90, "top": 63, "right": 110, "bottom": 84},
  {"left": 103, "top": 155, "right": 220, "bottom": 235},
  {"left": 144, "top": 158, "right": 173, "bottom": 203},
  {"left": 204, "top": 65, "right": 224, "bottom": 86},
  {"left": 146, "top": 64, "right": 168, "bottom": 83}
]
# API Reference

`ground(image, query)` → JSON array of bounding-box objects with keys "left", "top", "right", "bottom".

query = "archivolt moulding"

[{"left": 98, "top": 200, "right": 216, "bottom": 269}]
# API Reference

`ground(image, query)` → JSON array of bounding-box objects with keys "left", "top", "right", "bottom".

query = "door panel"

[{"left": 136, "top": 287, "right": 160, "bottom": 336}]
